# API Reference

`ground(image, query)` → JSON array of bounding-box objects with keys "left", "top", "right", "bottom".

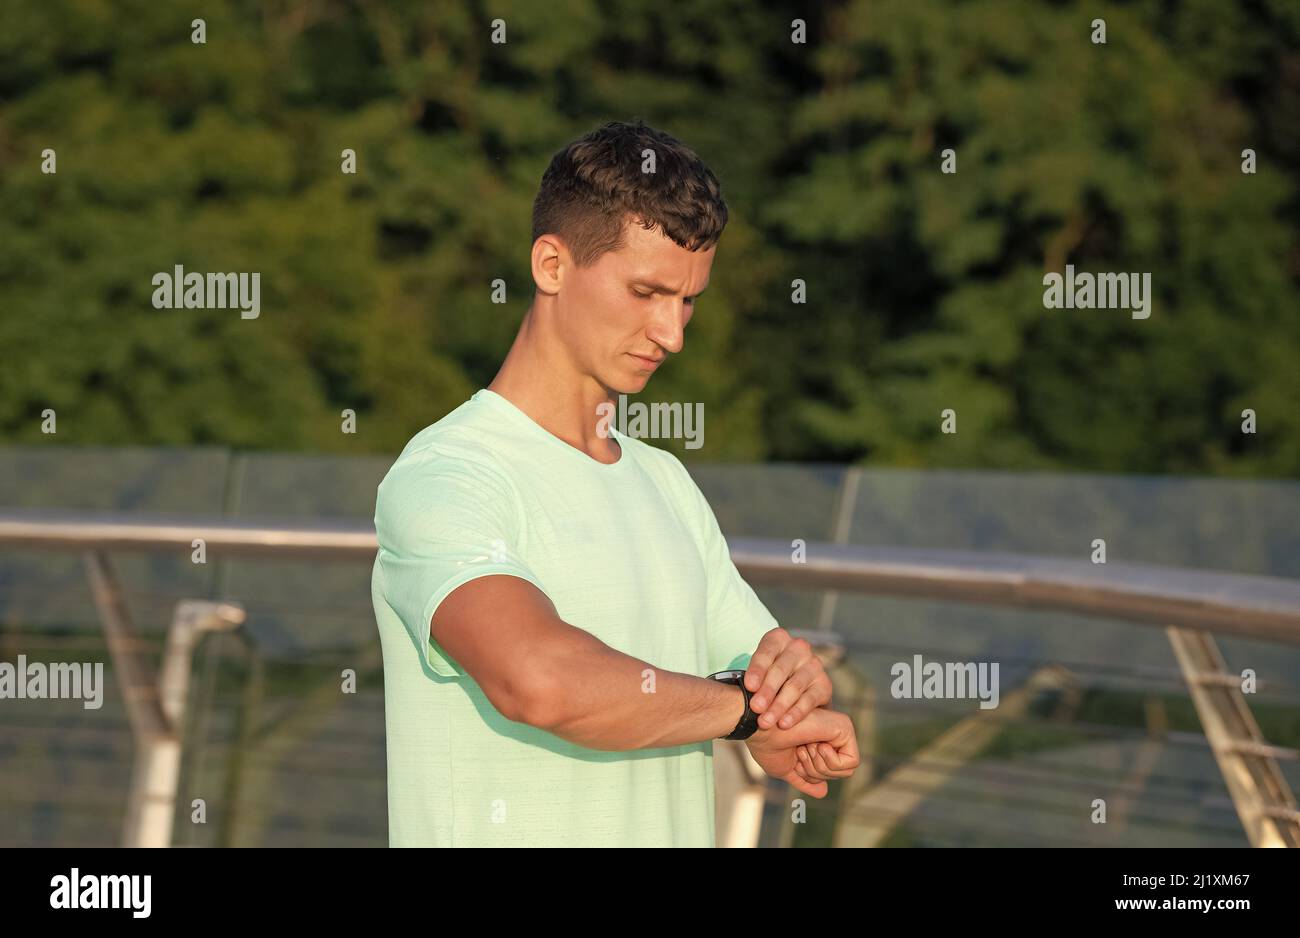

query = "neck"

[{"left": 487, "top": 299, "right": 621, "bottom": 463}]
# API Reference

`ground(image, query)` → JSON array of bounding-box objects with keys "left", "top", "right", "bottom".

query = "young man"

[{"left": 371, "top": 119, "right": 859, "bottom": 847}]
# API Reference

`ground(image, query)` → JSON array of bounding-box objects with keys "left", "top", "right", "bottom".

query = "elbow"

[{"left": 495, "top": 666, "right": 568, "bottom": 731}]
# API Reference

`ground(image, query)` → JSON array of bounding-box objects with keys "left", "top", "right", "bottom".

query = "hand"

[
  {"left": 744, "top": 707, "right": 859, "bottom": 799},
  {"left": 744, "top": 628, "right": 833, "bottom": 731},
  {"left": 793, "top": 741, "right": 858, "bottom": 788}
]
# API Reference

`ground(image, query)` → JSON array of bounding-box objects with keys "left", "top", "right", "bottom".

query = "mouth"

[{"left": 628, "top": 353, "right": 663, "bottom": 370}]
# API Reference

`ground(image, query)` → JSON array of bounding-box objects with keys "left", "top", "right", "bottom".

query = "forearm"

[{"left": 523, "top": 628, "right": 744, "bottom": 751}]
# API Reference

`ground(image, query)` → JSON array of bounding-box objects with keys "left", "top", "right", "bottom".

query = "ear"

[{"left": 530, "top": 234, "right": 566, "bottom": 296}]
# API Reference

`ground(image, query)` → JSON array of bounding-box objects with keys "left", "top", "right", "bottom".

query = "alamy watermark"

[
  {"left": 596, "top": 395, "right": 703, "bottom": 449},
  {"left": 890, "top": 654, "right": 1000, "bottom": 709},
  {"left": 0, "top": 656, "right": 104, "bottom": 709},
  {"left": 1043, "top": 264, "right": 1151, "bottom": 319},
  {"left": 151, "top": 265, "right": 260, "bottom": 319},
  {"left": 50, "top": 869, "right": 150, "bottom": 918}
]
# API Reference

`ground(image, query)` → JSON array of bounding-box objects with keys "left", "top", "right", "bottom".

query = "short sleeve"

[
  {"left": 670, "top": 459, "right": 779, "bottom": 674},
  {"left": 373, "top": 445, "right": 547, "bottom": 678}
]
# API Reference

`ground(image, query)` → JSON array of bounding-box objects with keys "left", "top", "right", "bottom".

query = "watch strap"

[{"left": 707, "top": 670, "right": 760, "bottom": 740}]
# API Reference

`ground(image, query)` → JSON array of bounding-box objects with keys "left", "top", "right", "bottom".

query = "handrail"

[
  {"left": 2, "top": 508, "right": 1300, "bottom": 643},
  {"left": 0, "top": 509, "right": 376, "bottom": 558},
  {"left": 729, "top": 540, "right": 1300, "bottom": 644}
]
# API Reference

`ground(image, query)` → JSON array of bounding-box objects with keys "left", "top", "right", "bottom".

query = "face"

[{"left": 548, "top": 218, "right": 715, "bottom": 395}]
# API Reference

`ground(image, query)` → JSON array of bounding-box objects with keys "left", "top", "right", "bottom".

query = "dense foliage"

[{"left": 2, "top": 0, "right": 1296, "bottom": 474}]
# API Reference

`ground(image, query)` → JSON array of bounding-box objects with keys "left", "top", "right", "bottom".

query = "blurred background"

[{"left": 1, "top": 0, "right": 1298, "bottom": 847}]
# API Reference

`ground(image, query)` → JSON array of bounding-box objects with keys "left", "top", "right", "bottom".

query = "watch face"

[{"left": 710, "top": 669, "right": 746, "bottom": 684}]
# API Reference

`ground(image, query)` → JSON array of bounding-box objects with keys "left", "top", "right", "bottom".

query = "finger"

[
  {"left": 751, "top": 637, "right": 810, "bottom": 714},
  {"left": 792, "top": 749, "right": 817, "bottom": 785},
  {"left": 808, "top": 743, "right": 831, "bottom": 778},
  {"left": 810, "top": 742, "right": 849, "bottom": 779},
  {"left": 743, "top": 628, "right": 790, "bottom": 692},
  {"left": 798, "top": 743, "right": 828, "bottom": 781},
  {"left": 773, "top": 669, "right": 834, "bottom": 730},
  {"left": 758, "top": 663, "right": 814, "bottom": 729},
  {"left": 833, "top": 730, "right": 861, "bottom": 770},
  {"left": 784, "top": 770, "right": 828, "bottom": 800},
  {"left": 809, "top": 742, "right": 843, "bottom": 779},
  {"left": 817, "top": 741, "right": 857, "bottom": 778},
  {"left": 795, "top": 744, "right": 814, "bottom": 777}
]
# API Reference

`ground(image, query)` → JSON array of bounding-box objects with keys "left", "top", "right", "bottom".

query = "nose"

[{"left": 646, "top": 300, "right": 688, "bottom": 355}]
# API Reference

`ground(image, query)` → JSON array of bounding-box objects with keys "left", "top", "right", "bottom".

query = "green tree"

[{"left": 760, "top": 0, "right": 1300, "bottom": 476}]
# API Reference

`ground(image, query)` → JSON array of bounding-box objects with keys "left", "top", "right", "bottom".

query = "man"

[{"left": 371, "top": 119, "right": 859, "bottom": 847}]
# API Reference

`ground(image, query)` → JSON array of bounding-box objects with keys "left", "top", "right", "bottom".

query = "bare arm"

[{"left": 431, "top": 575, "right": 745, "bottom": 751}]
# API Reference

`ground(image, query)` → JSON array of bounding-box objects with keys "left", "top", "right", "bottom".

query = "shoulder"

[
  {"left": 380, "top": 394, "right": 523, "bottom": 489},
  {"left": 376, "top": 403, "right": 521, "bottom": 523}
]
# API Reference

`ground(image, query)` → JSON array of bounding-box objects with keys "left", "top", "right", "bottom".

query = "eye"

[{"left": 632, "top": 288, "right": 653, "bottom": 299}]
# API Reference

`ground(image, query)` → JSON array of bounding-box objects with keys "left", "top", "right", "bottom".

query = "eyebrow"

[{"left": 633, "top": 280, "right": 710, "bottom": 298}]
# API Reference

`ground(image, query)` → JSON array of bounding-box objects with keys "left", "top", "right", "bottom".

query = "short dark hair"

[{"left": 531, "top": 119, "right": 729, "bottom": 267}]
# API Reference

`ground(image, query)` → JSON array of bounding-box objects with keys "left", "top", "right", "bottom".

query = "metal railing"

[
  {"left": 2, "top": 507, "right": 1299, "bottom": 847},
  {"left": 5, "top": 509, "right": 1300, "bottom": 641}
]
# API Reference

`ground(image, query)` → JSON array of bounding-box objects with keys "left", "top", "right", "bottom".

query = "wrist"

[
  {"left": 706, "top": 669, "right": 759, "bottom": 740},
  {"left": 722, "top": 685, "right": 745, "bottom": 737}
]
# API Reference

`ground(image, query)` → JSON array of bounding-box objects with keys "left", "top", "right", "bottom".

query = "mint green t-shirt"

[{"left": 370, "top": 388, "right": 777, "bottom": 847}]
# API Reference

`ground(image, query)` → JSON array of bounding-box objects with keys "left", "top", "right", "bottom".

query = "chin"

[
  {"left": 607, "top": 381, "right": 644, "bottom": 397},
  {"left": 602, "top": 373, "right": 648, "bottom": 397}
]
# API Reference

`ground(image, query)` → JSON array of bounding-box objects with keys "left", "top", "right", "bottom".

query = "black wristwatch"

[{"left": 707, "top": 669, "right": 760, "bottom": 740}]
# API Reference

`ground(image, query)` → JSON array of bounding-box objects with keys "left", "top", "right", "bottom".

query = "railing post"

[
  {"left": 83, "top": 551, "right": 243, "bottom": 847},
  {"left": 1166, "top": 626, "right": 1300, "bottom": 848}
]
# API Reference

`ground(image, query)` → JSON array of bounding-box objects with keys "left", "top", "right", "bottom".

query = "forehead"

[{"left": 601, "top": 218, "right": 716, "bottom": 277}]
